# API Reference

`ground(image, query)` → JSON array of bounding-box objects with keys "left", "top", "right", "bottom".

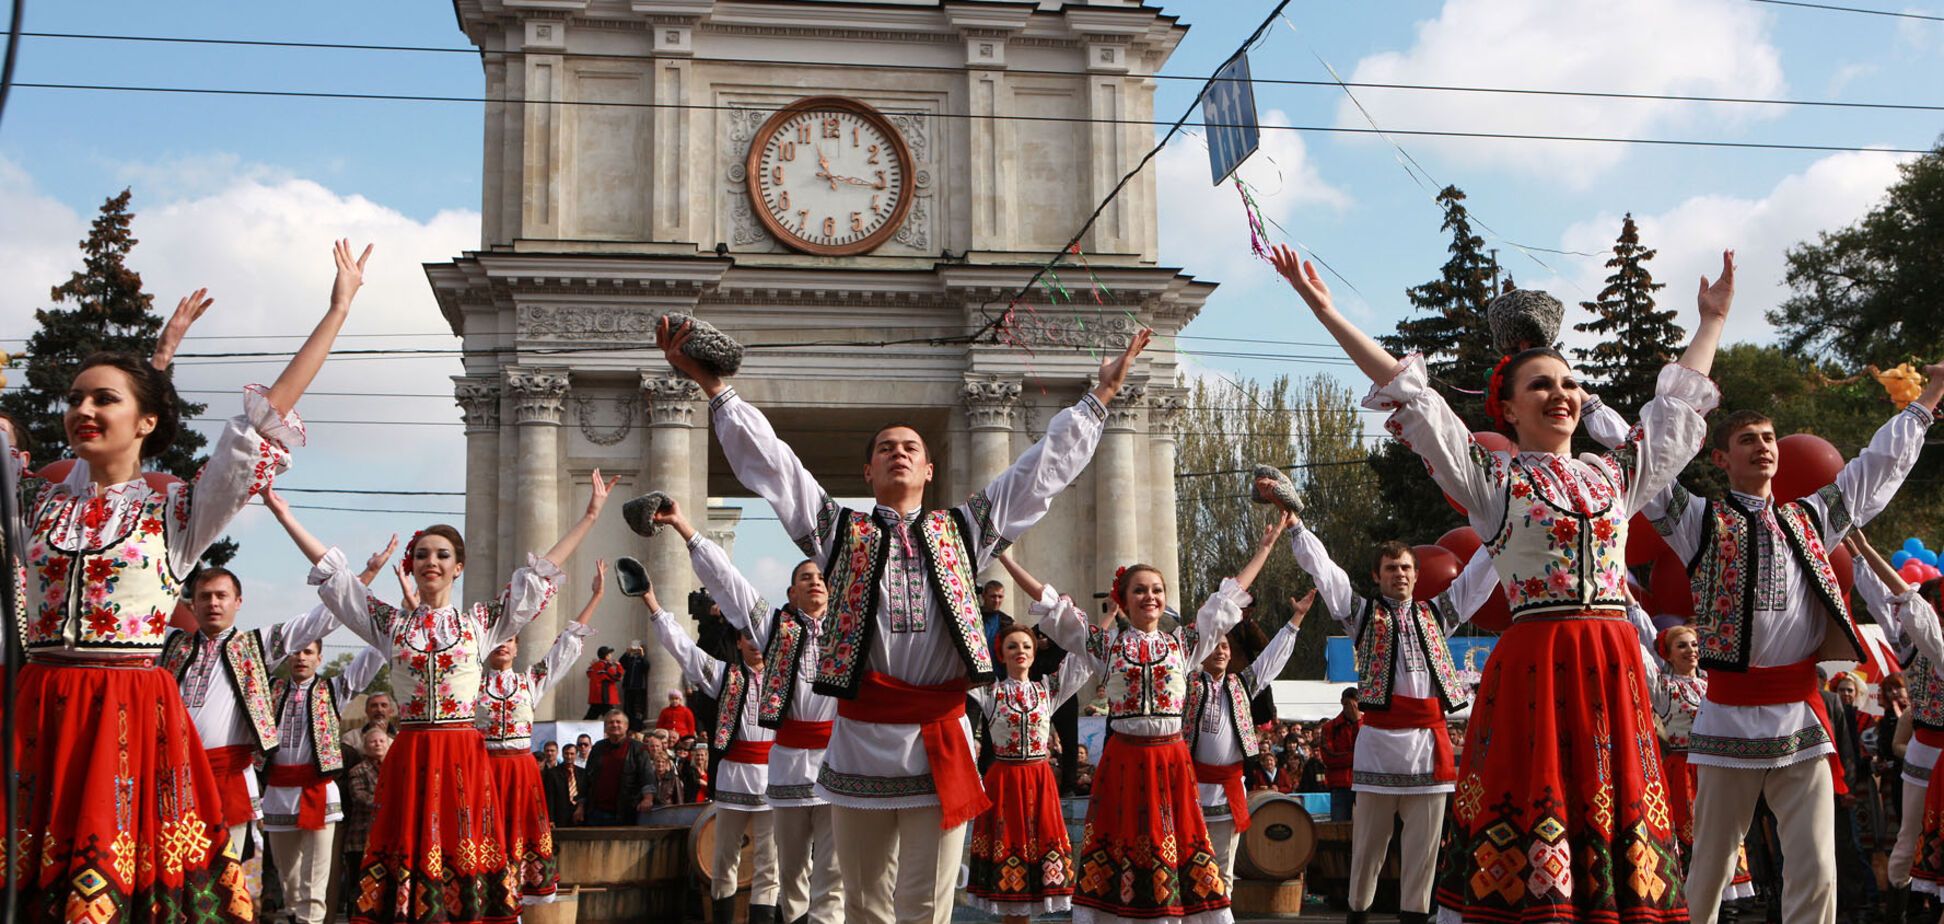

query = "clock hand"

[{"left": 815, "top": 148, "right": 838, "bottom": 190}]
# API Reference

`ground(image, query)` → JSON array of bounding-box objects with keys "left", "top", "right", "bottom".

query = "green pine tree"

[
  {"left": 0, "top": 189, "right": 234, "bottom": 566},
  {"left": 1572, "top": 214, "right": 1682, "bottom": 414}
]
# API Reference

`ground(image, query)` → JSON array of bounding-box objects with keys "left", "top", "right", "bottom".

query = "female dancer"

[
  {"left": 1271, "top": 242, "right": 1726, "bottom": 921},
  {"left": 272, "top": 471, "right": 615, "bottom": 923},
  {"left": 4, "top": 240, "right": 370, "bottom": 922},
  {"left": 1035, "top": 512, "right": 1295, "bottom": 924},
  {"left": 477, "top": 562, "right": 606, "bottom": 905}
]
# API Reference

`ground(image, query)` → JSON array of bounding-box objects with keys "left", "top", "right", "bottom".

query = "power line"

[{"left": 1746, "top": 0, "right": 1944, "bottom": 21}]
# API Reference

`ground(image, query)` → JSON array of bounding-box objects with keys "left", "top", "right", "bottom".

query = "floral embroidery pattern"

[
  {"left": 1103, "top": 629, "right": 1188, "bottom": 720},
  {"left": 986, "top": 678, "right": 1057, "bottom": 759},
  {"left": 1484, "top": 456, "right": 1629, "bottom": 619},
  {"left": 1691, "top": 498, "right": 1856, "bottom": 671},
  {"left": 1354, "top": 597, "right": 1469, "bottom": 710},
  {"left": 1184, "top": 674, "right": 1260, "bottom": 757}
]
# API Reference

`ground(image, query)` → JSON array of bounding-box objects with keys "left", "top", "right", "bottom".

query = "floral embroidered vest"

[
  {"left": 757, "top": 605, "right": 815, "bottom": 728},
  {"left": 24, "top": 481, "right": 184, "bottom": 655},
  {"left": 814, "top": 508, "right": 993, "bottom": 698},
  {"left": 985, "top": 678, "right": 1058, "bottom": 760},
  {"left": 269, "top": 674, "right": 346, "bottom": 776},
  {"left": 1485, "top": 453, "right": 1631, "bottom": 618},
  {"left": 1689, "top": 492, "right": 1862, "bottom": 672},
  {"left": 1654, "top": 671, "right": 1706, "bottom": 750},
  {"left": 383, "top": 605, "right": 493, "bottom": 724},
  {"left": 160, "top": 626, "right": 280, "bottom": 754},
  {"left": 1184, "top": 671, "right": 1260, "bottom": 758},
  {"left": 713, "top": 661, "right": 758, "bottom": 751},
  {"left": 477, "top": 669, "right": 541, "bottom": 750},
  {"left": 1091, "top": 626, "right": 1196, "bottom": 722},
  {"left": 1906, "top": 650, "right": 1944, "bottom": 731},
  {"left": 1353, "top": 597, "right": 1469, "bottom": 712}
]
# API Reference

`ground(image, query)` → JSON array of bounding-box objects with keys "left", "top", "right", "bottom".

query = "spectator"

[
  {"left": 339, "top": 724, "right": 389, "bottom": 920},
  {"left": 1073, "top": 743, "right": 1094, "bottom": 796},
  {"left": 340, "top": 691, "right": 399, "bottom": 770},
  {"left": 537, "top": 740, "right": 559, "bottom": 770},
  {"left": 1251, "top": 753, "right": 1282, "bottom": 793},
  {"left": 544, "top": 743, "right": 590, "bottom": 828},
  {"left": 575, "top": 734, "right": 593, "bottom": 766},
  {"left": 979, "top": 580, "right": 1013, "bottom": 661},
  {"left": 1294, "top": 745, "right": 1328, "bottom": 793},
  {"left": 1320, "top": 688, "right": 1361, "bottom": 821},
  {"left": 676, "top": 734, "right": 696, "bottom": 757},
  {"left": 1877, "top": 673, "right": 1909, "bottom": 830},
  {"left": 582, "top": 710, "right": 652, "bottom": 824},
  {"left": 620, "top": 641, "right": 651, "bottom": 728},
  {"left": 585, "top": 646, "right": 625, "bottom": 720},
  {"left": 657, "top": 690, "right": 698, "bottom": 737},
  {"left": 649, "top": 753, "right": 684, "bottom": 810},
  {"left": 680, "top": 743, "right": 711, "bottom": 803}
]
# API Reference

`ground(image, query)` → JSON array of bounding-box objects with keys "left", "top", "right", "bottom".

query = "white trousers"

[
  {"left": 715, "top": 808, "right": 780, "bottom": 905},
  {"left": 267, "top": 825, "right": 336, "bottom": 924},
  {"left": 832, "top": 805, "right": 968, "bottom": 924},
  {"left": 1892, "top": 779, "right": 1927, "bottom": 888},
  {"left": 775, "top": 803, "right": 843, "bottom": 923},
  {"left": 1688, "top": 760, "right": 1835, "bottom": 924},
  {"left": 1350, "top": 791, "right": 1445, "bottom": 914},
  {"left": 1206, "top": 814, "right": 1239, "bottom": 896}
]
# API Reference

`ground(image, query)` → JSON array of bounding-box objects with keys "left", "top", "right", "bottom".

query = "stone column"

[
  {"left": 962, "top": 376, "right": 1022, "bottom": 602},
  {"left": 454, "top": 377, "right": 502, "bottom": 608},
  {"left": 1146, "top": 389, "right": 1186, "bottom": 597},
  {"left": 1094, "top": 384, "right": 1145, "bottom": 602},
  {"left": 505, "top": 367, "right": 569, "bottom": 713},
  {"left": 641, "top": 374, "right": 705, "bottom": 712}
]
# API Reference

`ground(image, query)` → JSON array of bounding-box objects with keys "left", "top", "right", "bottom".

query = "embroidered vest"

[
  {"left": 1092, "top": 626, "right": 1196, "bottom": 722},
  {"left": 1353, "top": 597, "right": 1469, "bottom": 711},
  {"left": 1184, "top": 672, "right": 1261, "bottom": 758},
  {"left": 161, "top": 626, "right": 280, "bottom": 754},
  {"left": 1902, "top": 648, "right": 1944, "bottom": 731},
  {"left": 1689, "top": 492, "right": 1862, "bottom": 672},
  {"left": 269, "top": 674, "right": 346, "bottom": 776},
  {"left": 24, "top": 482, "right": 185, "bottom": 655},
  {"left": 757, "top": 605, "right": 814, "bottom": 728},
  {"left": 984, "top": 678, "right": 1058, "bottom": 760},
  {"left": 1484, "top": 453, "right": 1632, "bottom": 618},
  {"left": 477, "top": 669, "right": 540, "bottom": 750},
  {"left": 814, "top": 508, "right": 993, "bottom": 697},
  {"left": 713, "top": 661, "right": 757, "bottom": 752}
]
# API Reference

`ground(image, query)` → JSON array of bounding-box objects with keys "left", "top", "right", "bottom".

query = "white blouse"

[
  {"left": 476, "top": 622, "right": 592, "bottom": 751},
  {"left": 1038, "top": 579, "right": 1250, "bottom": 738}
]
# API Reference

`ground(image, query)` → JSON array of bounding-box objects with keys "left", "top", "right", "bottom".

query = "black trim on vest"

[
  {"left": 757, "top": 605, "right": 812, "bottom": 730},
  {"left": 812, "top": 509, "right": 892, "bottom": 700},
  {"left": 271, "top": 676, "right": 342, "bottom": 778}
]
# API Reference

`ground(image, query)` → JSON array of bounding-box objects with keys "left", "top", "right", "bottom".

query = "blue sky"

[{"left": 2, "top": 0, "right": 1937, "bottom": 654}]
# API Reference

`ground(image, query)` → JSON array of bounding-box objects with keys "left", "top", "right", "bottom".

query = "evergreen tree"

[
  {"left": 1379, "top": 185, "right": 1500, "bottom": 399},
  {"left": 0, "top": 189, "right": 233, "bottom": 566},
  {"left": 1572, "top": 214, "right": 1681, "bottom": 414}
]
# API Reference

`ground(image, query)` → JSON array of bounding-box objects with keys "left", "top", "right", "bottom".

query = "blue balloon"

[
  {"left": 1908, "top": 538, "right": 1927, "bottom": 554},
  {"left": 1921, "top": 550, "right": 1940, "bottom": 567},
  {"left": 1895, "top": 551, "right": 1914, "bottom": 568}
]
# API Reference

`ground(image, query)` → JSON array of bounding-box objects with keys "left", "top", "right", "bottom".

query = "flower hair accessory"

[
  {"left": 404, "top": 529, "right": 426, "bottom": 558},
  {"left": 1483, "top": 354, "right": 1515, "bottom": 429},
  {"left": 1110, "top": 565, "right": 1130, "bottom": 611}
]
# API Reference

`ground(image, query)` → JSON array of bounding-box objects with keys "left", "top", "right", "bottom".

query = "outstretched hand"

[
  {"left": 583, "top": 468, "right": 621, "bottom": 520},
  {"left": 656, "top": 316, "right": 724, "bottom": 394},
  {"left": 1270, "top": 245, "right": 1333, "bottom": 316},
  {"left": 1261, "top": 510, "right": 1298, "bottom": 547},
  {"left": 1696, "top": 250, "right": 1735, "bottom": 323},
  {"left": 331, "top": 239, "right": 375, "bottom": 309},
  {"left": 394, "top": 561, "right": 422, "bottom": 611},
  {"left": 260, "top": 486, "right": 292, "bottom": 520},
  {"left": 1091, "top": 328, "right": 1154, "bottom": 404},
  {"left": 152, "top": 289, "right": 215, "bottom": 370},
  {"left": 363, "top": 534, "right": 400, "bottom": 579},
  {"left": 1288, "top": 588, "right": 1317, "bottom": 628},
  {"left": 1918, "top": 360, "right": 1944, "bottom": 412}
]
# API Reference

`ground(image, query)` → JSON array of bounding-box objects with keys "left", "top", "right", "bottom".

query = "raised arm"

[
  {"left": 1243, "top": 589, "right": 1313, "bottom": 695},
  {"left": 1269, "top": 244, "right": 1399, "bottom": 383},
  {"left": 1846, "top": 532, "right": 1901, "bottom": 637},
  {"left": 149, "top": 289, "right": 214, "bottom": 371},
  {"left": 337, "top": 646, "right": 387, "bottom": 700},
  {"left": 534, "top": 564, "right": 602, "bottom": 698},
  {"left": 1286, "top": 520, "right": 1362, "bottom": 632},
  {"left": 541, "top": 469, "right": 618, "bottom": 568},
  {"left": 1433, "top": 548, "right": 1503, "bottom": 632},
  {"left": 262, "top": 487, "right": 329, "bottom": 565},
  {"left": 1186, "top": 516, "right": 1290, "bottom": 665},
  {"left": 1045, "top": 641, "right": 1099, "bottom": 709},
  {"left": 1800, "top": 369, "right": 1942, "bottom": 544},
  {"left": 640, "top": 584, "right": 726, "bottom": 695},
  {"left": 263, "top": 240, "right": 371, "bottom": 416},
  {"left": 1677, "top": 250, "right": 1734, "bottom": 377},
  {"left": 1580, "top": 394, "right": 1632, "bottom": 451},
  {"left": 663, "top": 499, "right": 776, "bottom": 645},
  {"left": 1849, "top": 531, "right": 1944, "bottom": 667},
  {"left": 1230, "top": 511, "right": 1296, "bottom": 596},
  {"left": 996, "top": 552, "right": 1047, "bottom": 604}
]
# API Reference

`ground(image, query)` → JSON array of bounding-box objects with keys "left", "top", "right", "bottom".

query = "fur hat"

[
  {"left": 614, "top": 557, "right": 652, "bottom": 598},
  {"left": 1486, "top": 289, "right": 1565, "bottom": 355},
  {"left": 1249, "top": 464, "right": 1304, "bottom": 516},
  {"left": 660, "top": 312, "right": 744, "bottom": 377},
  {"left": 622, "top": 491, "right": 673, "bottom": 538}
]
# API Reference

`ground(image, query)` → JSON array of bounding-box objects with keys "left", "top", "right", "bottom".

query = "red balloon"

[
  {"left": 1445, "top": 432, "right": 1518, "bottom": 515},
  {"left": 1470, "top": 584, "right": 1514, "bottom": 633},
  {"left": 1828, "top": 544, "right": 1855, "bottom": 602},
  {"left": 1436, "top": 527, "right": 1483, "bottom": 563},
  {"left": 1772, "top": 433, "right": 1845, "bottom": 503},
  {"left": 1625, "top": 512, "right": 1670, "bottom": 567},
  {"left": 1649, "top": 547, "right": 1694, "bottom": 618},
  {"left": 1901, "top": 560, "right": 1931, "bottom": 584},
  {"left": 1411, "top": 544, "right": 1462, "bottom": 602}
]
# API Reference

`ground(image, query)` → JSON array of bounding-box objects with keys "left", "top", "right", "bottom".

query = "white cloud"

[
  {"left": 1334, "top": 0, "right": 1786, "bottom": 185},
  {"left": 1551, "top": 149, "right": 1911, "bottom": 351},
  {"left": 1157, "top": 109, "right": 1349, "bottom": 286}
]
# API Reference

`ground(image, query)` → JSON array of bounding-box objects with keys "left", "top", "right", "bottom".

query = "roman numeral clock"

[{"left": 744, "top": 96, "right": 916, "bottom": 256}]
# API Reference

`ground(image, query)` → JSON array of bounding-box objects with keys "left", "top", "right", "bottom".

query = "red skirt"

[
  {"left": 967, "top": 758, "right": 1074, "bottom": 915},
  {"left": 1908, "top": 756, "right": 1944, "bottom": 898},
  {"left": 486, "top": 750, "right": 558, "bottom": 903},
  {"left": 352, "top": 724, "right": 518, "bottom": 924},
  {"left": 5, "top": 660, "right": 253, "bottom": 923},
  {"left": 1662, "top": 748, "right": 1753, "bottom": 900},
  {"left": 1433, "top": 611, "right": 1689, "bottom": 923},
  {"left": 1072, "top": 733, "right": 1229, "bottom": 923}
]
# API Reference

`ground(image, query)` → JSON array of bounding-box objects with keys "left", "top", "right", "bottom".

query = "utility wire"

[{"left": 1746, "top": 0, "right": 1944, "bottom": 21}]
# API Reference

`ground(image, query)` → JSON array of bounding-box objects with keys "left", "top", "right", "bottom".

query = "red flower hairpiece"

[
  {"left": 1483, "top": 354, "right": 1515, "bottom": 428},
  {"left": 405, "top": 529, "right": 426, "bottom": 558},
  {"left": 1110, "top": 565, "right": 1130, "bottom": 611}
]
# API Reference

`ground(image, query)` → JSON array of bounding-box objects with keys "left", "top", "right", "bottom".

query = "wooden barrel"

[
  {"left": 1231, "top": 877, "right": 1307, "bottom": 916},
  {"left": 1235, "top": 792, "right": 1316, "bottom": 881},
  {"left": 554, "top": 825, "right": 687, "bottom": 922},
  {"left": 687, "top": 805, "right": 756, "bottom": 889}
]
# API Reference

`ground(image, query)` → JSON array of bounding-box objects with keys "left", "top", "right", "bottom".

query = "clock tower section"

[{"left": 431, "top": 0, "right": 1214, "bottom": 720}]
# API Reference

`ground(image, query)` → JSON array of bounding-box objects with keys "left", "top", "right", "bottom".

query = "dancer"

[
  {"left": 637, "top": 566, "right": 780, "bottom": 924},
  {"left": 658, "top": 316, "right": 1150, "bottom": 924},
  {"left": 1635, "top": 363, "right": 1943, "bottom": 924},
  {"left": 4, "top": 240, "right": 370, "bottom": 922},
  {"left": 1874, "top": 560, "right": 1944, "bottom": 903},
  {"left": 274, "top": 470, "right": 615, "bottom": 924},
  {"left": 262, "top": 642, "right": 385, "bottom": 924},
  {"left": 1282, "top": 525, "right": 1500, "bottom": 924},
  {"left": 648, "top": 497, "right": 839, "bottom": 924},
  {"left": 477, "top": 562, "right": 605, "bottom": 905},
  {"left": 1272, "top": 242, "right": 1728, "bottom": 921},
  {"left": 1036, "top": 512, "right": 1295, "bottom": 924}
]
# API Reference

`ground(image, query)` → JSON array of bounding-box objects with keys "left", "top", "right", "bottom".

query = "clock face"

[{"left": 745, "top": 97, "right": 916, "bottom": 256}]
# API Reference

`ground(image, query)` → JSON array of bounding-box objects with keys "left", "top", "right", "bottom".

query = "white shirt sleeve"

[
  {"left": 1033, "top": 586, "right": 1102, "bottom": 675},
  {"left": 1047, "top": 646, "right": 1098, "bottom": 708},
  {"left": 1893, "top": 590, "right": 1944, "bottom": 671},
  {"left": 168, "top": 386, "right": 307, "bottom": 577},
  {"left": 482, "top": 554, "right": 566, "bottom": 650},
  {"left": 264, "top": 604, "right": 342, "bottom": 672},
  {"left": 532, "top": 622, "right": 595, "bottom": 699},
  {"left": 1798, "top": 404, "right": 1935, "bottom": 545},
  {"left": 710, "top": 389, "right": 841, "bottom": 560},
  {"left": 1607, "top": 365, "right": 1722, "bottom": 518},
  {"left": 1854, "top": 558, "right": 1900, "bottom": 640},
  {"left": 1432, "top": 548, "right": 1502, "bottom": 632},
  {"left": 688, "top": 533, "right": 775, "bottom": 647},
  {"left": 1581, "top": 394, "right": 1633, "bottom": 451},
  {"left": 1244, "top": 621, "right": 1301, "bottom": 696},
  {"left": 1187, "top": 579, "right": 1252, "bottom": 665},
  {"left": 309, "top": 547, "right": 396, "bottom": 655},
  {"left": 1288, "top": 526, "right": 1362, "bottom": 635},
  {"left": 1626, "top": 598, "right": 1664, "bottom": 682},
  {"left": 956, "top": 395, "right": 1107, "bottom": 567},
  {"left": 648, "top": 608, "right": 726, "bottom": 697},
  {"left": 334, "top": 647, "right": 386, "bottom": 703},
  {"left": 1641, "top": 485, "right": 1710, "bottom": 564}
]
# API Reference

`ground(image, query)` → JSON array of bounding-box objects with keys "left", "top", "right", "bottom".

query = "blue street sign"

[{"left": 1203, "top": 51, "right": 1260, "bottom": 185}]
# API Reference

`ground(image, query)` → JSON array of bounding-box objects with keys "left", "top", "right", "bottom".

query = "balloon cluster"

[{"left": 1894, "top": 538, "right": 1943, "bottom": 585}]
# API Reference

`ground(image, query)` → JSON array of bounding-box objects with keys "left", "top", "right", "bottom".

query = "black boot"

[
  {"left": 1346, "top": 912, "right": 1369, "bottom": 924},
  {"left": 711, "top": 896, "right": 737, "bottom": 924},
  {"left": 748, "top": 905, "right": 780, "bottom": 924},
  {"left": 1398, "top": 913, "right": 1432, "bottom": 924},
  {"left": 1911, "top": 888, "right": 1940, "bottom": 924}
]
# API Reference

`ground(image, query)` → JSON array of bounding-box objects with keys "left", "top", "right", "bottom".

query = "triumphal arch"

[{"left": 430, "top": 0, "right": 1214, "bottom": 716}]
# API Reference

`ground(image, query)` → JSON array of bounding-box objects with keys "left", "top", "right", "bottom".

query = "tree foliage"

[{"left": 1573, "top": 214, "right": 1683, "bottom": 414}]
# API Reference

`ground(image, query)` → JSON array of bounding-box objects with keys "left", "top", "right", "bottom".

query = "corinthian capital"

[
  {"left": 961, "top": 376, "right": 1023, "bottom": 431},
  {"left": 1147, "top": 388, "right": 1187, "bottom": 439},
  {"left": 1104, "top": 383, "right": 1147, "bottom": 431},
  {"left": 454, "top": 376, "right": 502, "bottom": 432},
  {"left": 641, "top": 374, "right": 704, "bottom": 427},
  {"left": 505, "top": 368, "right": 570, "bottom": 425}
]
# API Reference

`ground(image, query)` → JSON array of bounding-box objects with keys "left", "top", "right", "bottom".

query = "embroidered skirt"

[
  {"left": 1662, "top": 748, "right": 1753, "bottom": 902},
  {"left": 1433, "top": 610, "right": 1689, "bottom": 923},
  {"left": 352, "top": 724, "right": 517, "bottom": 924},
  {"left": 5, "top": 660, "right": 253, "bottom": 923},
  {"left": 967, "top": 757, "right": 1074, "bottom": 916},
  {"left": 1072, "top": 733, "right": 1231, "bottom": 924},
  {"left": 1906, "top": 760, "right": 1944, "bottom": 898},
  {"left": 486, "top": 750, "right": 558, "bottom": 904}
]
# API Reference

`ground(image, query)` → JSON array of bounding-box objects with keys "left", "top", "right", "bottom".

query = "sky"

[{"left": 1, "top": 0, "right": 1937, "bottom": 656}]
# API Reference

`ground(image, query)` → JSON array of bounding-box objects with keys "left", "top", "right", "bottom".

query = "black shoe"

[
  {"left": 1346, "top": 912, "right": 1369, "bottom": 924},
  {"left": 711, "top": 896, "right": 736, "bottom": 924},
  {"left": 1398, "top": 913, "right": 1432, "bottom": 924},
  {"left": 748, "top": 905, "right": 780, "bottom": 924}
]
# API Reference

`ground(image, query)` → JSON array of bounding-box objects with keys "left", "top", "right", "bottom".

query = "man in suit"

[{"left": 544, "top": 742, "right": 591, "bottom": 827}]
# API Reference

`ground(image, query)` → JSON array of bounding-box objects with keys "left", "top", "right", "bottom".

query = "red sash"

[
  {"left": 1917, "top": 727, "right": 1944, "bottom": 749},
  {"left": 1361, "top": 694, "right": 1458, "bottom": 782},
  {"left": 777, "top": 719, "right": 833, "bottom": 751},
  {"left": 265, "top": 762, "right": 332, "bottom": 830},
  {"left": 203, "top": 744, "right": 257, "bottom": 827},
  {"left": 836, "top": 671, "right": 988, "bottom": 830},
  {"left": 1193, "top": 761, "right": 1250, "bottom": 832},
  {"left": 723, "top": 740, "right": 774, "bottom": 765},
  {"left": 1705, "top": 658, "right": 1849, "bottom": 796}
]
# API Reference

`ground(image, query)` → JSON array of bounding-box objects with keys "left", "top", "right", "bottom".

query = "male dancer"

[
  {"left": 659, "top": 317, "right": 1149, "bottom": 924},
  {"left": 262, "top": 642, "right": 384, "bottom": 924},
  {"left": 1635, "top": 365, "right": 1943, "bottom": 924}
]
